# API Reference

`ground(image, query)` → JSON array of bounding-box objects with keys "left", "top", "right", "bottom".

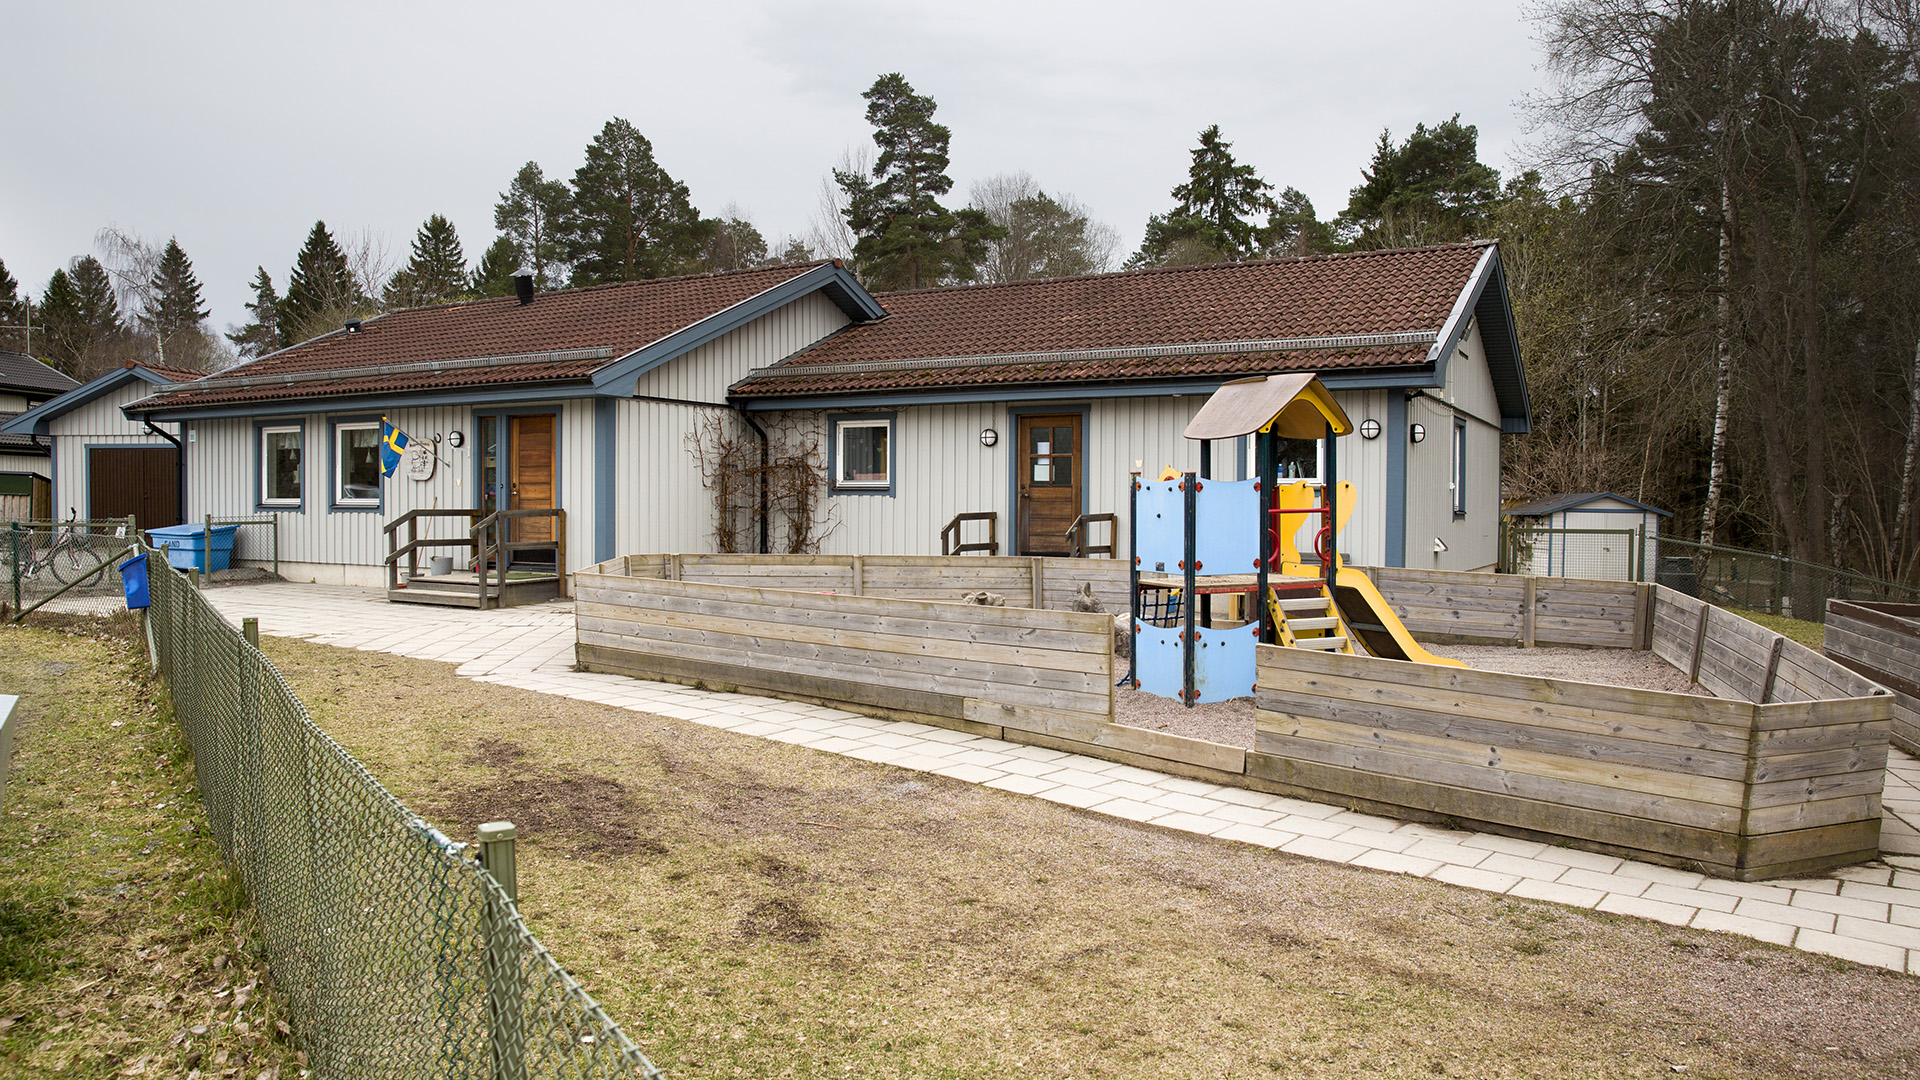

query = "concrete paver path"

[{"left": 201, "top": 583, "right": 1920, "bottom": 976}]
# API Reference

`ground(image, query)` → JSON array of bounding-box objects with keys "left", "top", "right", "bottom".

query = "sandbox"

[{"left": 573, "top": 554, "right": 1893, "bottom": 879}]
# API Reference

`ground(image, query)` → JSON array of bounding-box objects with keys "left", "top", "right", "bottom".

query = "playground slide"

[{"left": 1330, "top": 568, "right": 1466, "bottom": 668}]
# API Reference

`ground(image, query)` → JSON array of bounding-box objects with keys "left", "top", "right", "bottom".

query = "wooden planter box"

[
  {"left": 1825, "top": 600, "right": 1920, "bottom": 755},
  {"left": 1254, "top": 586, "right": 1893, "bottom": 880}
]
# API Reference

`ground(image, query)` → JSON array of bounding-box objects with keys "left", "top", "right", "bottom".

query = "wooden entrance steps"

[{"left": 389, "top": 571, "right": 560, "bottom": 609}]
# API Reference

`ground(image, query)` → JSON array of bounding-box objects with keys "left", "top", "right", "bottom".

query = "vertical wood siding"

[{"left": 50, "top": 381, "right": 180, "bottom": 522}]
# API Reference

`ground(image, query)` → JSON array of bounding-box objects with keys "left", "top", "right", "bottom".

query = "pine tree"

[
  {"left": 471, "top": 236, "right": 522, "bottom": 298},
  {"left": 226, "top": 267, "right": 282, "bottom": 359},
  {"left": 1337, "top": 116, "right": 1501, "bottom": 249},
  {"left": 144, "top": 237, "right": 210, "bottom": 345},
  {"left": 836, "top": 74, "right": 1000, "bottom": 290},
  {"left": 566, "top": 119, "right": 709, "bottom": 284},
  {"left": 1261, "top": 188, "right": 1337, "bottom": 257},
  {"left": 280, "top": 221, "right": 359, "bottom": 346},
  {"left": 1129, "top": 125, "right": 1277, "bottom": 268},
  {"left": 37, "top": 257, "right": 122, "bottom": 376},
  {"left": 383, "top": 214, "right": 470, "bottom": 308},
  {"left": 494, "top": 162, "right": 571, "bottom": 287},
  {"left": 0, "top": 257, "right": 23, "bottom": 353}
]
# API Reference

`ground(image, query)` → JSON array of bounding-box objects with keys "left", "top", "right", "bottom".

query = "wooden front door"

[
  {"left": 88, "top": 446, "right": 180, "bottom": 533},
  {"left": 509, "top": 415, "right": 556, "bottom": 548},
  {"left": 1017, "top": 413, "right": 1082, "bottom": 555}
]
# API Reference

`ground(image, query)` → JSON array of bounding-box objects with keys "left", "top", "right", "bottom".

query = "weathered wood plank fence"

[{"left": 1824, "top": 600, "right": 1920, "bottom": 755}]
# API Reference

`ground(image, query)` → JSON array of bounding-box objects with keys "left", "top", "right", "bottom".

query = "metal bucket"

[{"left": 429, "top": 556, "right": 455, "bottom": 576}]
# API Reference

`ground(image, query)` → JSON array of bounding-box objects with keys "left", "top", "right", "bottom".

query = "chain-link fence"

[
  {"left": 143, "top": 550, "right": 661, "bottom": 1079},
  {"left": 1501, "top": 524, "right": 1647, "bottom": 581},
  {"left": 1654, "top": 536, "right": 1920, "bottom": 624},
  {"left": 2, "top": 517, "right": 142, "bottom": 618}
]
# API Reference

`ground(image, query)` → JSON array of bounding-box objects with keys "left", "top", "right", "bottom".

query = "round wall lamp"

[
  {"left": 447, "top": 430, "right": 465, "bottom": 448},
  {"left": 1410, "top": 423, "right": 1426, "bottom": 444},
  {"left": 980, "top": 428, "right": 999, "bottom": 447},
  {"left": 1359, "top": 418, "right": 1381, "bottom": 440}
]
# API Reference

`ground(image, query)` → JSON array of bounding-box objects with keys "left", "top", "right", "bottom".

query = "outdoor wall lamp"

[
  {"left": 447, "top": 430, "right": 465, "bottom": 448},
  {"left": 1359, "top": 418, "right": 1381, "bottom": 440},
  {"left": 980, "top": 428, "right": 999, "bottom": 447},
  {"left": 1410, "top": 423, "right": 1426, "bottom": 444}
]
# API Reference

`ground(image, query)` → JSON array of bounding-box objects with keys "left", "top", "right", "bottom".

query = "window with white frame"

[
  {"left": 1451, "top": 416, "right": 1468, "bottom": 516},
  {"left": 260, "top": 425, "right": 303, "bottom": 506},
  {"left": 832, "top": 417, "right": 891, "bottom": 491},
  {"left": 1245, "top": 437, "right": 1325, "bottom": 482},
  {"left": 335, "top": 421, "right": 381, "bottom": 506}
]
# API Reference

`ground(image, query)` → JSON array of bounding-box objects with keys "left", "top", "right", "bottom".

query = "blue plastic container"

[
  {"left": 147, "top": 523, "right": 240, "bottom": 573},
  {"left": 119, "top": 552, "right": 150, "bottom": 609}
]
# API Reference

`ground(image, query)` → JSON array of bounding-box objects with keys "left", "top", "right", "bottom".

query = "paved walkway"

[{"left": 200, "top": 583, "right": 1920, "bottom": 976}]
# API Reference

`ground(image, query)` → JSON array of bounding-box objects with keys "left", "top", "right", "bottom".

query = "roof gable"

[
  {"left": 1503, "top": 492, "right": 1672, "bottom": 518},
  {"left": 0, "top": 363, "right": 186, "bottom": 436},
  {"left": 0, "top": 351, "right": 81, "bottom": 398}
]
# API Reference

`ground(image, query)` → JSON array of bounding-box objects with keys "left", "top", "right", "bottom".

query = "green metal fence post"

[
  {"left": 201, "top": 513, "right": 213, "bottom": 589},
  {"left": 479, "top": 821, "right": 527, "bottom": 1080},
  {"left": 9, "top": 523, "right": 19, "bottom": 613}
]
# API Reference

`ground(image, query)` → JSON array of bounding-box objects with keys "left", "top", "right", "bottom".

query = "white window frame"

[
  {"left": 832, "top": 417, "right": 892, "bottom": 491},
  {"left": 334, "top": 421, "right": 382, "bottom": 508},
  {"left": 1451, "top": 416, "right": 1468, "bottom": 517},
  {"left": 1245, "top": 436, "right": 1326, "bottom": 484},
  {"left": 259, "top": 424, "right": 303, "bottom": 507}
]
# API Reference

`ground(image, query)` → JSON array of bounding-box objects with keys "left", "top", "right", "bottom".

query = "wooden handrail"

[
  {"left": 1063, "top": 513, "right": 1118, "bottom": 559},
  {"left": 940, "top": 512, "right": 998, "bottom": 556},
  {"left": 384, "top": 507, "right": 563, "bottom": 608}
]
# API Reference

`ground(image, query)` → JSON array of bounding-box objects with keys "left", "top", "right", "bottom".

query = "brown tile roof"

[
  {"left": 140, "top": 263, "right": 828, "bottom": 411},
  {"left": 732, "top": 243, "right": 1489, "bottom": 398},
  {"left": 140, "top": 363, "right": 208, "bottom": 383}
]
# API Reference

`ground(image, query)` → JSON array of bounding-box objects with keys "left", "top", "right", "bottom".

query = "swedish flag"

[{"left": 380, "top": 417, "right": 411, "bottom": 477}]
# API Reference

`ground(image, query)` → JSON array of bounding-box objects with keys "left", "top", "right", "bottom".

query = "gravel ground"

[{"left": 1113, "top": 643, "right": 1710, "bottom": 748}]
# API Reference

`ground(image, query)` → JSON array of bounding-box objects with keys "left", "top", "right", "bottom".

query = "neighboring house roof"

[
  {"left": 0, "top": 412, "right": 51, "bottom": 454},
  {"left": 1503, "top": 492, "right": 1673, "bottom": 518},
  {"left": 0, "top": 351, "right": 81, "bottom": 398},
  {"left": 1, "top": 363, "right": 194, "bottom": 437},
  {"left": 131, "top": 262, "right": 883, "bottom": 417},
  {"left": 728, "top": 241, "right": 1530, "bottom": 431}
]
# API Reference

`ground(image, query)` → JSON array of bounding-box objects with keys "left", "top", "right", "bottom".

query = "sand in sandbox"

[{"left": 1111, "top": 644, "right": 1711, "bottom": 750}]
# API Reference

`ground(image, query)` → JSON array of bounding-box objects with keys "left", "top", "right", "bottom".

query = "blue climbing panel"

[
  {"left": 1134, "top": 479, "right": 1186, "bottom": 570},
  {"left": 1192, "top": 478, "right": 1261, "bottom": 576},
  {"left": 1192, "top": 622, "right": 1258, "bottom": 703},
  {"left": 1133, "top": 620, "right": 1185, "bottom": 701}
]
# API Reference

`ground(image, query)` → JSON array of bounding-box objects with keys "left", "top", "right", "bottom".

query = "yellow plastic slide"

[{"left": 1330, "top": 567, "right": 1466, "bottom": 668}]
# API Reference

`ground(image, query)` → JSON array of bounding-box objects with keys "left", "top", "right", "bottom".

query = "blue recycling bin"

[
  {"left": 147, "top": 523, "right": 239, "bottom": 572},
  {"left": 119, "top": 553, "right": 150, "bottom": 610}
]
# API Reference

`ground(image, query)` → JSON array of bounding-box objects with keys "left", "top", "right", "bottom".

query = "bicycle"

[{"left": 15, "top": 511, "right": 121, "bottom": 588}]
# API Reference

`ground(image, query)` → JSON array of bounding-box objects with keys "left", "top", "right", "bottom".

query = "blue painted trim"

[
  {"left": 252, "top": 418, "right": 307, "bottom": 513},
  {"left": 826, "top": 411, "right": 896, "bottom": 497},
  {"left": 592, "top": 264, "right": 884, "bottom": 395},
  {"left": 1384, "top": 392, "right": 1407, "bottom": 567},
  {"left": 326, "top": 414, "right": 384, "bottom": 514},
  {"left": 135, "top": 383, "right": 597, "bottom": 423},
  {"left": 1427, "top": 245, "right": 1531, "bottom": 434},
  {"left": 737, "top": 368, "right": 1441, "bottom": 412},
  {"left": 593, "top": 397, "right": 616, "bottom": 561},
  {"left": 1005, "top": 403, "right": 1092, "bottom": 554},
  {"left": 4, "top": 365, "right": 174, "bottom": 436}
]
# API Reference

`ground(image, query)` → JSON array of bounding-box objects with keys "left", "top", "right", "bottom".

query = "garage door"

[{"left": 87, "top": 446, "right": 181, "bottom": 533}]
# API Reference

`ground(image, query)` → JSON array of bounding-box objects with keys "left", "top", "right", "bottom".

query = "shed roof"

[
  {"left": 1502, "top": 492, "right": 1673, "bottom": 518},
  {"left": 2, "top": 363, "right": 197, "bottom": 437},
  {"left": 0, "top": 352, "right": 81, "bottom": 397}
]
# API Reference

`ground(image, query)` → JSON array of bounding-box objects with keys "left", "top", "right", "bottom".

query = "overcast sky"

[{"left": 2, "top": 0, "right": 1544, "bottom": 336}]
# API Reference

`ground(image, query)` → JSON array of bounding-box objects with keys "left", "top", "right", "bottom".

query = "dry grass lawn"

[{"left": 265, "top": 635, "right": 1920, "bottom": 1080}]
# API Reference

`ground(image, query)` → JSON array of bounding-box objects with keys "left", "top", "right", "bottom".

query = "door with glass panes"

[{"left": 1016, "top": 413, "right": 1081, "bottom": 555}]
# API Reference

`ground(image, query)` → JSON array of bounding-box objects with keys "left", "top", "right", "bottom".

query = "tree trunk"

[
  {"left": 1700, "top": 179, "right": 1736, "bottom": 546},
  {"left": 1895, "top": 334, "right": 1920, "bottom": 573}
]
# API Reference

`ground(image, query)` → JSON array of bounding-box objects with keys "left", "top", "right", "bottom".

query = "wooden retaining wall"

[
  {"left": 1251, "top": 644, "right": 1891, "bottom": 880},
  {"left": 577, "top": 555, "right": 1893, "bottom": 880},
  {"left": 1825, "top": 601, "right": 1920, "bottom": 755}
]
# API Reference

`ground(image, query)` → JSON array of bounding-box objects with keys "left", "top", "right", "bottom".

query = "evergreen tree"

[
  {"left": 1337, "top": 116, "right": 1501, "bottom": 249},
  {"left": 1129, "top": 125, "right": 1277, "bottom": 268},
  {"left": 383, "top": 214, "right": 470, "bottom": 308},
  {"left": 37, "top": 257, "right": 121, "bottom": 376},
  {"left": 280, "top": 221, "right": 359, "bottom": 346},
  {"left": 565, "top": 119, "right": 710, "bottom": 283},
  {"left": 700, "top": 215, "right": 769, "bottom": 272},
  {"left": 0, "top": 257, "right": 23, "bottom": 352},
  {"left": 143, "top": 237, "right": 210, "bottom": 343},
  {"left": 1261, "top": 187, "right": 1337, "bottom": 257},
  {"left": 494, "top": 162, "right": 572, "bottom": 288},
  {"left": 226, "top": 267, "right": 282, "bottom": 359},
  {"left": 836, "top": 73, "right": 1001, "bottom": 290},
  {"left": 471, "top": 236, "right": 522, "bottom": 298}
]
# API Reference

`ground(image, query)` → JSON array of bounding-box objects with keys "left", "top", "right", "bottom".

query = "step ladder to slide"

[{"left": 1268, "top": 588, "right": 1356, "bottom": 654}]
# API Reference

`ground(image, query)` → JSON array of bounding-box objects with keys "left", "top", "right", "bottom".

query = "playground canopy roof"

[{"left": 1182, "top": 373, "right": 1353, "bottom": 440}]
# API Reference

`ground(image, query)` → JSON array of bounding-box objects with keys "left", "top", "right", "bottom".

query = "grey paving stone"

[
  {"left": 1507, "top": 878, "right": 1604, "bottom": 909},
  {"left": 1792, "top": 929, "right": 1908, "bottom": 971},
  {"left": 1730, "top": 898, "right": 1836, "bottom": 933},
  {"left": 1597, "top": 892, "right": 1697, "bottom": 927},
  {"left": 1351, "top": 850, "right": 1443, "bottom": 877},
  {"left": 1689, "top": 908, "right": 1797, "bottom": 946}
]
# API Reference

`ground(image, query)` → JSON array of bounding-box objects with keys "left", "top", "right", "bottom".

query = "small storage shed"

[{"left": 1502, "top": 492, "right": 1669, "bottom": 581}]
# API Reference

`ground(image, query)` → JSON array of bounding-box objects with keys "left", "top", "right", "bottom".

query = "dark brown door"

[
  {"left": 509, "top": 415, "right": 556, "bottom": 547},
  {"left": 1017, "top": 413, "right": 1082, "bottom": 555},
  {"left": 88, "top": 446, "right": 180, "bottom": 533}
]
